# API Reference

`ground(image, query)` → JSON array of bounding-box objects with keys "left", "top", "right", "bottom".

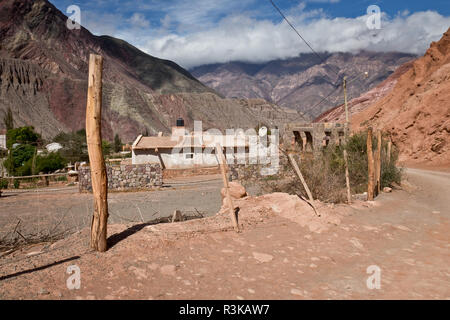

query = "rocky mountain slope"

[
  {"left": 0, "top": 0, "right": 304, "bottom": 141},
  {"left": 191, "top": 52, "right": 416, "bottom": 119},
  {"left": 345, "top": 28, "right": 450, "bottom": 166}
]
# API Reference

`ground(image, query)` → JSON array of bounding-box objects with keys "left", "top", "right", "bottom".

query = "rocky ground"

[{"left": 0, "top": 168, "right": 448, "bottom": 300}]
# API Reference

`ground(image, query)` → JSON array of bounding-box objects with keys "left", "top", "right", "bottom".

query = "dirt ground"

[
  {"left": 0, "top": 168, "right": 448, "bottom": 300},
  {"left": 0, "top": 175, "right": 223, "bottom": 239}
]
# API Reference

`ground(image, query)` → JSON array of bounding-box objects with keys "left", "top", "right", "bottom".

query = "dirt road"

[{"left": 0, "top": 168, "right": 448, "bottom": 299}]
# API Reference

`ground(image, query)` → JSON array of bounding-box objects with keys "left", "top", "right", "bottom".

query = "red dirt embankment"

[{"left": 350, "top": 28, "right": 450, "bottom": 167}]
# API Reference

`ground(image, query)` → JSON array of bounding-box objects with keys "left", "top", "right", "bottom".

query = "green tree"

[
  {"left": 53, "top": 130, "right": 88, "bottom": 163},
  {"left": 4, "top": 144, "right": 36, "bottom": 176},
  {"left": 6, "top": 126, "right": 41, "bottom": 149},
  {"left": 3, "top": 107, "right": 14, "bottom": 131},
  {"left": 114, "top": 134, "right": 122, "bottom": 153},
  {"left": 102, "top": 140, "right": 112, "bottom": 156},
  {"left": 35, "top": 152, "right": 67, "bottom": 174}
]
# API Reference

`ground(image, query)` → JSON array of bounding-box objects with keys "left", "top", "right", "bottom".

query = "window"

[{"left": 185, "top": 153, "right": 194, "bottom": 159}]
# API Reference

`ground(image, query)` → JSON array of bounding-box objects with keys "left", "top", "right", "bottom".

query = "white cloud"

[
  {"left": 137, "top": 10, "right": 450, "bottom": 68},
  {"left": 129, "top": 13, "right": 150, "bottom": 28},
  {"left": 79, "top": 4, "right": 450, "bottom": 69}
]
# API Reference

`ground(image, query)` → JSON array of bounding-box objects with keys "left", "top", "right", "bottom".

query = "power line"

[
  {"left": 269, "top": 0, "right": 329, "bottom": 70},
  {"left": 268, "top": 0, "right": 370, "bottom": 113}
]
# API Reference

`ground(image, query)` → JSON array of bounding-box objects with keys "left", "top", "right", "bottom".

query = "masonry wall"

[{"left": 79, "top": 164, "right": 162, "bottom": 192}]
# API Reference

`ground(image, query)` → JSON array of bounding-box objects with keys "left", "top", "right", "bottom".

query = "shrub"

[
  {"left": 13, "top": 179, "right": 20, "bottom": 189},
  {"left": 35, "top": 152, "right": 67, "bottom": 174},
  {"left": 264, "top": 131, "right": 402, "bottom": 203},
  {"left": 0, "top": 178, "right": 8, "bottom": 189}
]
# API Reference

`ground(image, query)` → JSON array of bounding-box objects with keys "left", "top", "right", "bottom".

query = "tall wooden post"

[
  {"left": 343, "top": 77, "right": 352, "bottom": 204},
  {"left": 375, "top": 130, "right": 382, "bottom": 196},
  {"left": 86, "top": 54, "right": 108, "bottom": 252},
  {"left": 216, "top": 144, "right": 240, "bottom": 232},
  {"left": 387, "top": 138, "right": 392, "bottom": 164},
  {"left": 367, "top": 128, "right": 374, "bottom": 201}
]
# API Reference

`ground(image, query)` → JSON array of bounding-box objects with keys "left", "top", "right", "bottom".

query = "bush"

[
  {"left": 53, "top": 129, "right": 89, "bottom": 163},
  {"left": 4, "top": 144, "right": 36, "bottom": 176},
  {"left": 35, "top": 152, "right": 67, "bottom": 174},
  {"left": 13, "top": 179, "right": 20, "bottom": 189},
  {"left": 0, "top": 178, "right": 8, "bottom": 189},
  {"left": 265, "top": 131, "right": 402, "bottom": 203}
]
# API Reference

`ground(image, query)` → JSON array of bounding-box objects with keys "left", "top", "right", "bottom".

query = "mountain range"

[
  {"left": 191, "top": 52, "right": 417, "bottom": 119},
  {"left": 0, "top": 0, "right": 305, "bottom": 142}
]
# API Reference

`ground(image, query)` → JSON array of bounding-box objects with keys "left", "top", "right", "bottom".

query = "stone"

[
  {"left": 221, "top": 182, "right": 247, "bottom": 200},
  {"left": 383, "top": 187, "right": 392, "bottom": 193},
  {"left": 252, "top": 252, "right": 274, "bottom": 263}
]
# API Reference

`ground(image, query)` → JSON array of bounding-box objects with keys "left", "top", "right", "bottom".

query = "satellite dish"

[{"left": 258, "top": 126, "right": 268, "bottom": 137}]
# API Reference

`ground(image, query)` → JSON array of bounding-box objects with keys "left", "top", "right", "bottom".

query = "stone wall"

[
  {"left": 229, "top": 153, "right": 291, "bottom": 196},
  {"left": 79, "top": 164, "right": 162, "bottom": 192}
]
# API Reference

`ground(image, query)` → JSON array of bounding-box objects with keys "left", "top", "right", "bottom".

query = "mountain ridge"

[{"left": 0, "top": 0, "right": 304, "bottom": 141}]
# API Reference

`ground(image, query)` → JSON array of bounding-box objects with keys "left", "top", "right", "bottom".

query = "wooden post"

[
  {"left": 375, "top": 130, "right": 382, "bottom": 196},
  {"left": 367, "top": 128, "right": 374, "bottom": 201},
  {"left": 387, "top": 138, "right": 392, "bottom": 164},
  {"left": 343, "top": 149, "right": 352, "bottom": 204},
  {"left": 216, "top": 144, "right": 239, "bottom": 232},
  {"left": 86, "top": 54, "right": 108, "bottom": 252},
  {"left": 343, "top": 77, "right": 352, "bottom": 204},
  {"left": 288, "top": 153, "right": 314, "bottom": 202}
]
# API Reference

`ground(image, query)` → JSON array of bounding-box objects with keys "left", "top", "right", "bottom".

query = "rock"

[
  {"left": 290, "top": 288, "right": 304, "bottom": 296},
  {"left": 383, "top": 187, "right": 392, "bottom": 193},
  {"left": 221, "top": 182, "right": 247, "bottom": 200},
  {"left": 252, "top": 252, "right": 274, "bottom": 263},
  {"left": 38, "top": 288, "right": 50, "bottom": 295}
]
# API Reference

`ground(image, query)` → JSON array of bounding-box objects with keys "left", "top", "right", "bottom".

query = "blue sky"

[{"left": 50, "top": 0, "right": 450, "bottom": 68}]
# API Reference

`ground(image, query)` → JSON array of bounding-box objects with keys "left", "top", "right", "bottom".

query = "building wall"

[
  {"left": 0, "top": 134, "right": 6, "bottom": 150},
  {"left": 132, "top": 147, "right": 250, "bottom": 169},
  {"left": 79, "top": 164, "right": 162, "bottom": 192}
]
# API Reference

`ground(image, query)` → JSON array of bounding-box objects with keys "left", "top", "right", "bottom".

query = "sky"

[{"left": 50, "top": 0, "right": 450, "bottom": 68}]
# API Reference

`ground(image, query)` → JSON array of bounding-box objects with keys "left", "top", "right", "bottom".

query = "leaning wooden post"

[
  {"left": 216, "top": 144, "right": 239, "bottom": 232},
  {"left": 287, "top": 153, "right": 314, "bottom": 202},
  {"left": 375, "top": 130, "right": 382, "bottom": 196},
  {"left": 367, "top": 128, "right": 375, "bottom": 201},
  {"left": 86, "top": 54, "right": 108, "bottom": 252}
]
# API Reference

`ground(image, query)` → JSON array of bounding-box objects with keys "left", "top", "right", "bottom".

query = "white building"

[
  {"left": 0, "top": 130, "right": 6, "bottom": 150},
  {"left": 132, "top": 134, "right": 250, "bottom": 169}
]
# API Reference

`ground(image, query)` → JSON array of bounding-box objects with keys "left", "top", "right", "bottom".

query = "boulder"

[{"left": 221, "top": 181, "right": 247, "bottom": 200}]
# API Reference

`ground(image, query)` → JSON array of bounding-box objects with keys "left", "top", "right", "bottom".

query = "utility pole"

[{"left": 343, "top": 76, "right": 352, "bottom": 204}]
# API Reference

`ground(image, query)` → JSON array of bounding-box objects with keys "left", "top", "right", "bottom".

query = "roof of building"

[{"left": 133, "top": 135, "right": 249, "bottom": 150}]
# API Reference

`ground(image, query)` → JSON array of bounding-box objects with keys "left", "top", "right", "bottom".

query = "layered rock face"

[
  {"left": 191, "top": 52, "right": 416, "bottom": 119},
  {"left": 338, "top": 29, "right": 450, "bottom": 166},
  {"left": 0, "top": 0, "right": 305, "bottom": 141}
]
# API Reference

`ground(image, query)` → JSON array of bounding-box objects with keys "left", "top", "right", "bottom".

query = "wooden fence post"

[
  {"left": 387, "top": 138, "right": 392, "bottom": 164},
  {"left": 287, "top": 153, "right": 314, "bottom": 202},
  {"left": 86, "top": 54, "right": 108, "bottom": 252},
  {"left": 216, "top": 144, "right": 240, "bottom": 232},
  {"left": 367, "top": 128, "right": 374, "bottom": 201},
  {"left": 375, "top": 130, "right": 382, "bottom": 196}
]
